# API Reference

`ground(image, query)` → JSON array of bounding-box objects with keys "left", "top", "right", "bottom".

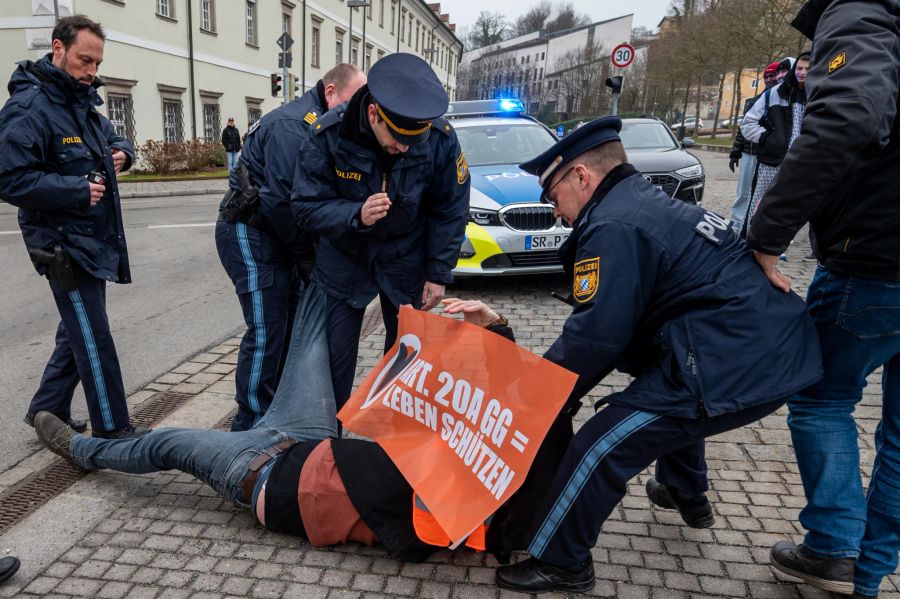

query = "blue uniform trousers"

[
  {"left": 28, "top": 263, "right": 129, "bottom": 434},
  {"left": 327, "top": 291, "right": 400, "bottom": 410},
  {"left": 527, "top": 398, "right": 785, "bottom": 567},
  {"left": 216, "top": 220, "right": 301, "bottom": 431}
]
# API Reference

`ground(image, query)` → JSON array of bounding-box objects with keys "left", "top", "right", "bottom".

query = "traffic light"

[
  {"left": 270, "top": 73, "right": 282, "bottom": 97},
  {"left": 286, "top": 73, "right": 300, "bottom": 101},
  {"left": 605, "top": 76, "right": 623, "bottom": 95}
]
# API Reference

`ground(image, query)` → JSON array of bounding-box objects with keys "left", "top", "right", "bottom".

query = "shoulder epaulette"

[
  {"left": 432, "top": 116, "right": 453, "bottom": 136},
  {"left": 245, "top": 119, "right": 262, "bottom": 138},
  {"left": 303, "top": 110, "right": 319, "bottom": 125},
  {"left": 312, "top": 109, "right": 342, "bottom": 135}
]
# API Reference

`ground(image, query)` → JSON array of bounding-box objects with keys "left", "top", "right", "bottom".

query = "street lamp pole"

[
  {"left": 347, "top": 0, "right": 370, "bottom": 68},
  {"left": 348, "top": 6, "right": 353, "bottom": 64}
]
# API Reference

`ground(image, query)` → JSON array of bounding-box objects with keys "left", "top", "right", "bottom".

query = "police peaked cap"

[
  {"left": 368, "top": 53, "right": 449, "bottom": 145},
  {"left": 520, "top": 116, "right": 623, "bottom": 190}
]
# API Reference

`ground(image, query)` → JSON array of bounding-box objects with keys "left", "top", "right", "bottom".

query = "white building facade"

[
  {"left": 0, "top": 0, "right": 462, "bottom": 149},
  {"left": 459, "top": 14, "right": 632, "bottom": 115}
]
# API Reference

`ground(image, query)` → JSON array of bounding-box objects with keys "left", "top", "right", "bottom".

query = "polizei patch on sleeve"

[
  {"left": 573, "top": 257, "right": 600, "bottom": 303},
  {"left": 694, "top": 210, "right": 731, "bottom": 245}
]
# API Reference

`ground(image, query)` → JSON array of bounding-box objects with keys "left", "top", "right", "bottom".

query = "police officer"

[
  {"left": 493, "top": 117, "right": 824, "bottom": 594},
  {"left": 216, "top": 64, "right": 366, "bottom": 431},
  {"left": 291, "top": 53, "right": 470, "bottom": 410},
  {"left": 0, "top": 15, "right": 147, "bottom": 439}
]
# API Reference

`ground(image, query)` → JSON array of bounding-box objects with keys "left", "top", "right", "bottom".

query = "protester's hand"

[
  {"left": 88, "top": 181, "right": 105, "bottom": 206},
  {"left": 111, "top": 149, "right": 127, "bottom": 173},
  {"left": 360, "top": 192, "right": 391, "bottom": 226},
  {"left": 728, "top": 158, "right": 738, "bottom": 173},
  {"left": 420, "top": 281, "right": 445, "bottom": 311},
  {"left": 442, "top": 297, "right": 500, "bottom": 328},
  {"left": 754, "top": 250, "right": 791, "bottom": 292}
]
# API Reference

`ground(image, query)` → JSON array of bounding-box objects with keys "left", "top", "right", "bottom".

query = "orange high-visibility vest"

[{"left": 411, "top": 493, "right": 488, "bottom": 551}]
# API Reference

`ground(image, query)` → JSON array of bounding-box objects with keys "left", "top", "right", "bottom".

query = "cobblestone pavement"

[{"left": 3, "top": 150, "right": 897, "bottom": 598}]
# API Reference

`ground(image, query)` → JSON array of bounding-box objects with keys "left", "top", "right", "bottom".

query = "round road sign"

[{"left": 611, "top": 42, "right": 635, "bottom": 68}]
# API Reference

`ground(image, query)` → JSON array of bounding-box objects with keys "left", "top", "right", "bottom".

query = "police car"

[{"left": 448, "top": 101, "right": 704, "bottom": 276}]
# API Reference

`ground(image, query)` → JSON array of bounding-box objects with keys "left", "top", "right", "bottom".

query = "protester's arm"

[
  {"left": 290, "top": 133, "right": 365, "bottom": 238},
  {"left": 0, "top": 117, "right": 91, "bottom": 211},
  {"left": 748, "top": 2, "right": 898, "bottom": 255},
  {"left": 739, "top": 92, "right": 769, "bottom": 143},
  {"left": 442, "top": 298, "right": 513, "bottom": 342}
]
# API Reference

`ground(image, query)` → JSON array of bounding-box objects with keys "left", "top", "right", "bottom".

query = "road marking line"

[
  {"left": 147, "top": 223, "right": 217, "bottom": 229},
  {"left": 0, "top": 230, "right": 21, "bottom": 235}
]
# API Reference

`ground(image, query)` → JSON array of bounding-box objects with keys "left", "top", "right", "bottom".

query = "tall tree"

[
  {"left": 513, "top": 0, "right": 553, "bottom": 37},
  {"left": 470, "top": 11, "right": 508, "bottom": 49},
  {"left": 546, "top": 2, "right": 590, "bottom": 33}
]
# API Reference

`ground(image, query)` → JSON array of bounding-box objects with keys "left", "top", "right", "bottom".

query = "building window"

[
  {"left": 366, "top": 1, "right": 372, "bottom": 20},
  {"left": 351, "top": 39, "right": 359, "bottom": 66},
  {"left": 311, "top": 22, "right": 321, "bottom": 67},
  {"left": 202, "top": 102, "right": 220, "bottom": 143},
  {"left": 365, "top": 44, "right": 372, "bottom": 71},
  {"left": 200, "top": 0, "right": 215, "bottom": 31},
  {"left": 414, "top": 23, "right": 419, "bottom": 51},
  {"left": 390, "top": 4, "right": 395, "bottom": 33},
  {"left": 156, "top": 0, "right": 173, "bottom": 18},
  {"left": 378, "top": 49, "right": 385, "bottom": 61},
  {"left": 162, "top": 99, "right": 184, "bottom": 143},
  {"left": 246, "top": 0, "right": 258, "bottom": 46},
  {"left": 399, "top": 10, "right": 405, "bottom": 41},
  {"left": 407, "top": 16, "right": 412, "bottom": 45},
  {"left": 107, "top": 92, "right": 135, "bottom": 146},
  {"left": 750, "top": 79, "right": 759, "bottom": 89},
  {"left": 282, "top": 5, "right": 292, "bottom": 34},
  {"left": 247, "top": 102, "right": 263, "bottom": 126},
  {"left": 335, "top": 29, "right": 345, "bottom": 64},
  {"left": 379, "top": 0, "right": 384, "bottom": 27}
]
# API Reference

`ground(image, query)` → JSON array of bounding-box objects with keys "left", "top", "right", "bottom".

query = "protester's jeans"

[
  {"left": 788, "top": 266, "right": 900, "bottom": 596},
  {"left": 70, "top": 281, "right": 336, "bottom": 508},
  {"left": 730, "top": 152, "right": 756, "bottom": 232},
  {"left": 226, "top": 151, "right": 240, "bottom": 174}
]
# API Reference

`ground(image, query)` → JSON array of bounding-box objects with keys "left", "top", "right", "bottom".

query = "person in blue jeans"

[{"left": 747, "top": 1, "right": 900, "bottom": 596}]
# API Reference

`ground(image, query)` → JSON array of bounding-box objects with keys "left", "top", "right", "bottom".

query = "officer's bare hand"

[
  {"left": 753, "top": 250, "right": 791, "bottom": 293},
  {"left": 442, "top": 298, "right": 499, "bottom": 328},
  {"left": 420, "top": 281, "right": 445, "bottom": 312},
  {"left": 111, "top": 149, "right": 127, "bottom": 173},
  {"left": 88, "top": 181, "right": 105, "bottom": 206},
  {"left": 361, "top": 193, "right": 391, "bottom": 226}
]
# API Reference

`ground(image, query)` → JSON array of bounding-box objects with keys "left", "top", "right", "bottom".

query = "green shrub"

[{"left": 139, "top": 140, "right": 186, "bottom": 175}]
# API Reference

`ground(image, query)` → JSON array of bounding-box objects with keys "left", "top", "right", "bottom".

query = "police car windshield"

[
  {"left": 619, "top": 122, "right": 679, "bottom": 151},
  {"left": 455, "top": 123, "right": 558, "bottom": 167}
]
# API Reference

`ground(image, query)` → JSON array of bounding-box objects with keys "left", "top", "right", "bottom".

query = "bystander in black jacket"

[
  {"left": 747, "top": 0, "right": 900, "bottom": 281},
  {"left": 741, "top": 63, "right": 807, "bottom": 167},
  {"left": 221, "top": 124, "right": 241, "bottom": 152}
]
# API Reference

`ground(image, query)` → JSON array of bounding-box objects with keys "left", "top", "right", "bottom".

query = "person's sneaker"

[
  {"left": 770, "top": 540, "right": 855, "bottom": 595},
  {"left": 34, "top": 411, "right": 85, "bottom": 471},
  {"left": 646, "top": 477, "right": 715, "bottom": 528},
  {"left": 496, "top": 557, "right": 595, "bottom": 594},
  {"left": 92, "top": 424, "right": 151, "bottom": 440},
  {"left": 24, "top": 411, "right": 87, "bottom": 433}
]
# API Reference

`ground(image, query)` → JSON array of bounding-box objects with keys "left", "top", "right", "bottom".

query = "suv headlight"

[
  {"left": 468, "top": 208, "right": 500, "bottom": 226},
  {"left": 675, "top": 164, "right": 703, "bottom": 178}
]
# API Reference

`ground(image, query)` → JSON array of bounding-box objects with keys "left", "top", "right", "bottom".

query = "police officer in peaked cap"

[
  {"left": 493, "top": 117, "right": 823, "bottom": 594},
  {"left": 216, "top": 64, "right": 366, "bottom": 431},
  {"left": 291, "top": 52, "right": 470, "bottom": 411}
]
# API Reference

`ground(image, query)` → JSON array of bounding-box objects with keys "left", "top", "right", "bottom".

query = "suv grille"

[
  {"left": 500, "top": 205, "right": 559, "bottom": 232},
  {"left": 644, "top": 174, "right": 680, "bottom": 197},
  {"left": 481, "top": 250, "right": 561, "bottom": 269}
]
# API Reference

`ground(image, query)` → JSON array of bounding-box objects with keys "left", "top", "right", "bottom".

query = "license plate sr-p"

[{"left": 525, "top": 234, "right": 568, "bottom": 251}]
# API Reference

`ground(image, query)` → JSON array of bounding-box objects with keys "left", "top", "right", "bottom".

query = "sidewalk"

[
  {"left": 118, "top": 178, "right": 229, "bottom": 199},
  {"left": 2, "top": 152, "right": 897, "bottom": 598}
]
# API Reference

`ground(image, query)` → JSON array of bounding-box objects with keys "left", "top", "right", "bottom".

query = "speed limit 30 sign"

[{"left": 611, "top": 42, "right": 635, "bottom": 68}]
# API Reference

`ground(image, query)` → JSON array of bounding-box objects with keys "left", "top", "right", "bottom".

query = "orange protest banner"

[{"left": 338, "top": 306, "right": 577, "bottom": 545}]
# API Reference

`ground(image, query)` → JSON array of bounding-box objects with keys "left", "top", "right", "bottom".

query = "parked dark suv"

[{"left": 621, "top": 117, "right": 705, "bottom": 205}]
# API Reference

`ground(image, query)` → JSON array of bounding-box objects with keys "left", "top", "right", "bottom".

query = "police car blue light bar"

[{"left": 446, "top": 99, "right": 525, "bottom": 118}]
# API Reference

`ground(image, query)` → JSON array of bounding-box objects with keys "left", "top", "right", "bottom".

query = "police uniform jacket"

[
  {"left": 290, "top": 88, "right": 470, "bottom": 309},
  {"left": 547, "top": 164, "right": 823, "bottom": 419},
  {"left": 0, "top": 56, "right": 134, "bottom": 283},
  {"left": 223, "top": 84, "right": 326, "bottom": 261}
]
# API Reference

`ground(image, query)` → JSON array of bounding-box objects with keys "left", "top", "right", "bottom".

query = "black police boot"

[
  {"left": 0, "top": 555, "right": 20, "bottom": 583},
  {"left": 770, "top": 540, "right": 855, "bottom": 595},
  {"left": 646, "top": 477, "right": 715, "bottom": 528},
  {"left": 24, "top": 411, "right": 87, "bottom": 434},
  {"left": 496, "top": 557, "right": 595, "bottom": 594},
  {"left": 92, "top": 424, "right": 151, "bottom": 440},
  {"left": 34, "top": 412, "right": 85, "bottom": 472}
]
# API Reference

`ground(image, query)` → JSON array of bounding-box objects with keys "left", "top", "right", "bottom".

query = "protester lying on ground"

[{"left": 34, "top": 284, "right": 569, "bottom": 564}]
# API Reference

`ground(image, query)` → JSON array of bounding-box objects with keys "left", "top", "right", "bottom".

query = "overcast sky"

[{"left": 442, "top": 0, "right": 673, "bottom": 36}]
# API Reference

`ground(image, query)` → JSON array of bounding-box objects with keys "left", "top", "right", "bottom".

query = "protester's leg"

[
  {"left": 46, "top": 266, "right": 129, "bottom": 434},
  {"left": 216, "top": 220, "right": 293, "bottom": 431},
  {"left": 730, "top": 152, "right": 756, "bottom": 232},
  {"left": 254, "top": 281, "right": 337, "bottom": 440},
  {"left": 853, "top": 353, "right": 900, "bottom": 596},
  {"left": 326, "top": 295, "right": 364, "bottom": 410},
  {"left": 28, "top": 321, "right": 80, "bottom": 421},
  {"left": 787, "top": 269, "right": 900, "bottom": 560},
  {"left": 71, "top": 425, "right": 284, "bottom": 505}
]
